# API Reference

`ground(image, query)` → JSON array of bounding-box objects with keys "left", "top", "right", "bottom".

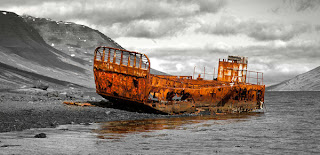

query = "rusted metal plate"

[
  {"left": 93, "top": 47, "right": 265, "bottom": 115},
  {"left": 63, "top": 101, "right": 94, "bottom": 107}
]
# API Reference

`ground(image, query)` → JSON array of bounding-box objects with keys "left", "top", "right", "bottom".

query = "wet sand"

[{"left": 0, "top": 88, "right": 169, "bottom": 133}]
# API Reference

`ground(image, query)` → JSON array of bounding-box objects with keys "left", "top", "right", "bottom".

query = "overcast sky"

[{"left": 1, "top": 0, "right": 320, "bottom": 85}]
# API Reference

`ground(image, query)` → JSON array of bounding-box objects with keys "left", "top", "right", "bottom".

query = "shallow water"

[{"left": 1, "top": 91, "right": 320, "bottom": 154}]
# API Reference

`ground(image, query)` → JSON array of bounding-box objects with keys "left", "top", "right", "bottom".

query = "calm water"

[{"left": 1, "top": 91, "right": 320, "bottom": 154}]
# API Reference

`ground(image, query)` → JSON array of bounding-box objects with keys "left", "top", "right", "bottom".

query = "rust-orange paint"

[{"left": 94, "top": 47, "right": 265, "bottom": 115}]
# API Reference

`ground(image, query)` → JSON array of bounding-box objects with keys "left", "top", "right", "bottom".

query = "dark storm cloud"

[
  {"left": 284, "top": 0, "right": 320, "bottom": 12},
  {"left": 1, "top": 0, "right": 226, "bottom": 38},
  {"left": 197, "top": 16, "right": 311, "bottom": 41}
]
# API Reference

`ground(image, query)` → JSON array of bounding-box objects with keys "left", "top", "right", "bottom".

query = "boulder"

[{"left": 34, "top": 133, "right": 46, "bottom": 138}]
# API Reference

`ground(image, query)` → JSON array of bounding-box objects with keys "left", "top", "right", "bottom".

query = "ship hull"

[
  {"left": 93, "top": 47, "right": 265, "bottom": 115},
  {"left": 94, "top": 68, "right": 265, "bottom": 115}
]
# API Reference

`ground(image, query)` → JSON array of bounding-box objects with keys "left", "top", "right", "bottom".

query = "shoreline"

[{"left": 0, "top": 89, "right": 170, "bottom": 133}]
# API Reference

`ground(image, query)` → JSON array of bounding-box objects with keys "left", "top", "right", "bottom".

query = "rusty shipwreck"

[{"left": 93, "top": 47, "right": 265, "bottom": 115}]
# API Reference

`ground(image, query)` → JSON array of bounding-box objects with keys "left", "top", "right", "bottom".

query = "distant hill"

[{"left": 267, "top": 66, "right": 320, "bottom": 91}]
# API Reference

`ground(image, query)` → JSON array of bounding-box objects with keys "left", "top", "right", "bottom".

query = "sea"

[{"left": 1, "top": 91, "right": 319, "bottom": 154}]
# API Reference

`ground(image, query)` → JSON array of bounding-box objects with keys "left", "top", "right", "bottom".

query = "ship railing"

[
  {"left": 94, "top": 47, "right": 151, "bottom": 102},
  {"left": 193, "top": 72, "right": 218, "bottom": 80},
  {"left": 94, "top": 46, "right": 150, "bottom": 77},
  {"left": 246, "top": 71, "right": 263, "bottom": 85},
  {"left": 192, "top": 66, "right": 218, "bottom": 80},
  {"left": 220, "top": 67, "right": 264, "bottom": 85}
]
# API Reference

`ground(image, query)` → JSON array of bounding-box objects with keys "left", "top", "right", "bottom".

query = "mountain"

[
  {"left": 22, "top": 15, "right": 124, "bottom": 64},
  {"left": 22, "top": 15, "right": 167, "bottom": 76},
  {"left": 0, "top": 11, "right": 92, "bottom": 89},
  {"left": 0, "top": 11, "right": 85, "bottom": 70},
  {"left": 0, "top": 61, "right": 84, "bottom": 90},
  {"left": 0, "top": 10, "right": 165, "bottom": 90},
  {"left": 267, "top": 66, "right": 320, "bottom": 91},
  {"left": 0, "top": 10, "right": 124, "bottom": 89}
]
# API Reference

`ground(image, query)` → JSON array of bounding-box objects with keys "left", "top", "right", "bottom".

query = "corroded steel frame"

[
  {"left": 94, "top": 47, "right": 265, "bottom": 115},
  {"left": 94, "top": 46, "right": 151, "bottom": 103}
]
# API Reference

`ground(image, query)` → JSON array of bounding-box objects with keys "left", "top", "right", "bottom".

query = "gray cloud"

[
  {"left": 1, "top": 0, "right": 226, "bottom": 38},
  {"left": 284, "top": 0, "right": 320, "bottom": 12},
  {"left": 0, "top": 0, "right": 48, "bottom": 7},
  {"left": 197, "top": 16, "right": 311, "bottom": 41},
  {"left": 122, "top": 18, "right": 191, "bottom": 38},
  {"left": 196, "top": 0, "right": 226, "bottom": 13},
  {"left": 229, "top": 42, "right": 320, "bottom": 83},
  {"left": 146, "top": 40, "right": 320, "bottom": 84},
  {"left": 148, "top": 45, "right": 230, "bottom": 59},
  {"left": 315, "top": 25, "right": 320, "bottom": 31},
  {"left": 247, "top": 22, "right": 310, "bottom": 41},
  {"left": 271, "top": 0, "right": 320, "bottom": 14},
  {"left": 146, "top": 46, "right": 231, "bottom": 77}
]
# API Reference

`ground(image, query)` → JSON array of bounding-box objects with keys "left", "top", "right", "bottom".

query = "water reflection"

[{"left": 94, "top": 112, "right": 264, "bottom": 139}]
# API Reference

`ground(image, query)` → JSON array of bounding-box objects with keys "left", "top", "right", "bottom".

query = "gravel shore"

[{"left": 0, "top": 88, "right": 169, "bottom": 133}]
